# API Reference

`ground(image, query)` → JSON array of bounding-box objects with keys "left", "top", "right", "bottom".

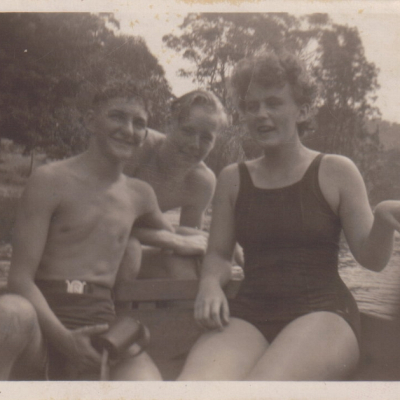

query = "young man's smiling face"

[
  {"left": 169, "top": 105, "right": 220, "bottom": 165},
  {"left": 87, "top": 96, "right": 148, "bottom": 162}
]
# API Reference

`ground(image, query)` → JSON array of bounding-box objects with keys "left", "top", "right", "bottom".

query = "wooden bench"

[{"left": 116, "top": 277, "right": 400, "bottom": 381}]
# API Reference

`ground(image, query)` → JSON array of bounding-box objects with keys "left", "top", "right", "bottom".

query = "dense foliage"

[
  {"left": 0, "top": 13, "right": 172, "bottom": 159},
  {"left": 163, "top": 13, "right": 386, "bottom": 199}
]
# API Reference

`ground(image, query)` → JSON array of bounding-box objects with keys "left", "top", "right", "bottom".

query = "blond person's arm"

[
  {"left": 180, "top": 166, "right": 216, "bottom": 229},
  {"left": 131, "top": 227, "right": 207, "bottom": 256},
  {"left": 130, "top": 181, "right": 207, "bottom": 256}
]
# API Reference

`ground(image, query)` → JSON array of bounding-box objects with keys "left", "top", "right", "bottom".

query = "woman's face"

[
  {"left": 169, "top": 105, "right": 220, "bottom": 164},
  {"left": 242, "top": 83, "right": 308, "bottom": 150}
]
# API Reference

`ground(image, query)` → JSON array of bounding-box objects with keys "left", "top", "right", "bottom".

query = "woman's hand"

[
  {"left": 374, "top": 200, "right": 400, "bottom": 232},
  {"left": 194, "top": 278, "right": 229, "bottom": 331}
]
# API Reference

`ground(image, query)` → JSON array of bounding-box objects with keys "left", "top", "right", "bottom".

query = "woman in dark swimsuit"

[{"left": 177, "top": 51, "right": 400, "bottom": 381}]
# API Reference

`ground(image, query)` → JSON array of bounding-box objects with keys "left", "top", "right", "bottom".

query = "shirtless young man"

[
  {"left": 0, "top": 81, "right": 173, "bottom": 380},
  {"left": 120, "top": 90, "right": 234, "bottom": 281}
]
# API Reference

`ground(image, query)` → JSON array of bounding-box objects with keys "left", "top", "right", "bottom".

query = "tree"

[
  {"left": 164, "top": 13, "right": 301, "bottom": 107},
  {"left": 0, "top": 13, "right": 173, "bottom": 159},
  {"left": 164, "top": 13, "right": 381, "bottom": 183}
]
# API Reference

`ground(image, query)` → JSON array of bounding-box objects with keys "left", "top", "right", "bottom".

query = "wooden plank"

[{"left": 115, "top": 277, "right": 242, "bottom": 302}]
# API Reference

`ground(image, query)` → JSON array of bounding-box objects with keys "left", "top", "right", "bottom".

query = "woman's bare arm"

[
  {"left": 321, "top": 155, "right": 399, "bottom": 271},
  {"left": 195, "top": 164, "right": 240, "bottom": 330}
]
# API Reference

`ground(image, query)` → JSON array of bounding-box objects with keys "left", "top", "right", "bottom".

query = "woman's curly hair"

[{"left": 229, "top": 51, "right": 319, "bottom": 135}]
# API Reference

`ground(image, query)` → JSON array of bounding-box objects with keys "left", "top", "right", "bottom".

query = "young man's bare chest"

[{"left": 44, "top": 176, "right": 140, "bottom": 255}]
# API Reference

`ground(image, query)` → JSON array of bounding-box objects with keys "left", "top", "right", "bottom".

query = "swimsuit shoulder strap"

[
  {"left": 238, "top": 162, "right": 254, "bottom": 191},
  {"left": 301, "top": 153, "right": 324, "bottom": 184}
]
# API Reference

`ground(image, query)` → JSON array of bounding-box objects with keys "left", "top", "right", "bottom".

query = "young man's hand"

[{"left": 64, "top": 324, "right": 109, "bottom": 372}]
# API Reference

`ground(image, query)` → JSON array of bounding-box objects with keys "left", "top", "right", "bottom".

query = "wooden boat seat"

[
  {"left": 115, "top": 276, "right": 400, "bottom": 381},
  {"left": 114, "top": 276, "right": 242, "bottom": 380}
]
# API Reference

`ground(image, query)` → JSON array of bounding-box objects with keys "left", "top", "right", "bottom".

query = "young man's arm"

[
  {"left": 7, "top": 168, "right": 107, "bottom": 371},
  {"left": 131, "top": 181, "right": 207, "bottom": 255}
]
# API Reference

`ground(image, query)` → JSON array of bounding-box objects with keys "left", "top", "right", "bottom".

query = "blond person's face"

[
  {"left": 86, "top": 97, "right": 148, "bottom": 162},
  {"left": 242, "top": 83, "right": 308, "bottom": 149},
  {"left": 169, "top": 106, "right": 220, "bottom": 164}
]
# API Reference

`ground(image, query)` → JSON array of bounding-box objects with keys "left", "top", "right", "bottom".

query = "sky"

[{"left": 112, "top": 7, "right": 400, "bottom": 125}]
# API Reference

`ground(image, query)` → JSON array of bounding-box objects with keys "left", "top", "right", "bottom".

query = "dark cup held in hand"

[{"left": 91, "top": 315, "right": 150, "bottom": 359}]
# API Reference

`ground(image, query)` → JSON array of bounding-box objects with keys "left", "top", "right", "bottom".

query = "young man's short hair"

[
  {"left": 171, "top": 89, "right": 229, "bottom": 131},
  {"left": 92, "top": 80, "right": 149, "bottom": 114}
]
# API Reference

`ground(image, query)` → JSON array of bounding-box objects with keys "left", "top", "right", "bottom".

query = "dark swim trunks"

[
  {"left": 231, "top": 154, "right": 361, "bottom": 345},
  {"left": 35, "top": 279, "right": 116, "bottom": 380}
]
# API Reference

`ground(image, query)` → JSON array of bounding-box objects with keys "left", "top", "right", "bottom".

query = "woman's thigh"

[
  {"left": 247, "top": 311, "right": 360, "bottom": 381},
  {"left": 178, "top": 317, "right": 269, "bottom": 381}
]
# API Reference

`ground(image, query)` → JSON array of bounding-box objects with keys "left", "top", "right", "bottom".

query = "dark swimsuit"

[
  {"left": 35, "top": 280, "right": 116, "bottom": 380},
  {"left": 230, "top": 154, "right": 360, "bottom": 344}
]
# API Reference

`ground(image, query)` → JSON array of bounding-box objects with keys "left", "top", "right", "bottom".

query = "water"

[{"left": 339, "top": 237, "right": 400, "bottom": 320}]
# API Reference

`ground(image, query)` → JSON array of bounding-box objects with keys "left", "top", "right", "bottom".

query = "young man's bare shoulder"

[
  {"left": 28, "top": 157, "right": 76, "bottom": 187},
  {"left": 21, "top": 157, "right": 81, "bottom": 208},
  {"left": 125, "top": 175, "right": 157, "bottom": 202}
]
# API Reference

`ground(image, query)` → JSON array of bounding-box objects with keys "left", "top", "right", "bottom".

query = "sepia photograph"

[{"left": 1, "top": 0, "right": 400, "bottom": 399}]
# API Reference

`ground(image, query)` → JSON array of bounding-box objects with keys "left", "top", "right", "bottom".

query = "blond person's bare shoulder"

[
  {"left": 124, "top": 128, "right": 165, "bottom": 176},
  {"left": 186, "top": 162, "right": 216, "bottom": 193}
]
